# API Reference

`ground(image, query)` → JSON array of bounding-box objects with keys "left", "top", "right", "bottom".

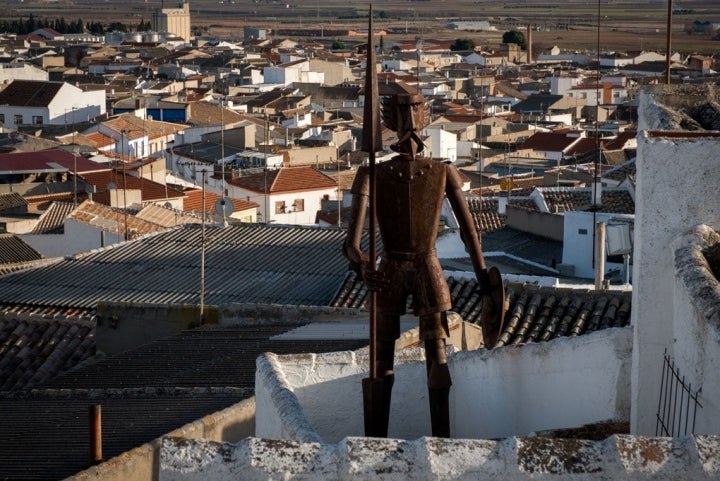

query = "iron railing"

[{"left": 655, "top": 349, "right": 703, "bottom": 437}]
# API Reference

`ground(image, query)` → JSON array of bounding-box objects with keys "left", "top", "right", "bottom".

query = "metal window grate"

[{"left": 655, "top": 349, "right": 703, "bottom": 437}]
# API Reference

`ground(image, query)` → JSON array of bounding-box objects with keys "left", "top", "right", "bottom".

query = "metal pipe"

[
  {"left": 89, "top": 404, "right": 102, "bottom": 465},
  {"left": 594, "top": 221, "right": 606, "bottom": 290}
]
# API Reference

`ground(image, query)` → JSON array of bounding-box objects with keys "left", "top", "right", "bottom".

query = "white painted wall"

[
  {"left": 562, "top": 211, "right": 634, "bottom": 280},
  {"left": 671, "top": 225, "right": 720, "bottom": 435},
  {"left": 256, "top": 327, "right": 632, "bottom": 443},
  {"left": 631, "top": 96, "right": 720, "bottom": 435},
  {"left": 22, "top": 219, "right": 123, "bottom": 258}
]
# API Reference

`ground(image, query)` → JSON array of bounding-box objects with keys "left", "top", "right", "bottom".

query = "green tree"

[
  {"left": 331, "top": 40, "right": 345, "bottom": 50},
  {"left": 502, "top": 30, "right": 527, "bottom": 50},
  {"left": 450, "top": 38, "right": 475, "bottom": 51}
]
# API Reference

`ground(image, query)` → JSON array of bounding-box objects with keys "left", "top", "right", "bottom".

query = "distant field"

[{"left": 4, "top": 0, "right": 720, "bottom": 54}]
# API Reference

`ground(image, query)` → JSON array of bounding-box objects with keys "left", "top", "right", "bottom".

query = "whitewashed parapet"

[{"left": 160, "top": 435, "right": 720, "bottom": 481}]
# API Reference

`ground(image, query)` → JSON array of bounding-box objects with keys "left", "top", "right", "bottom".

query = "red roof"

[
  {"left": 0, "top": 149, "right": 109, "bottom": 174},
  {"left": 228, "top": 166, "right": 337, "bottom": 194},
  {"left": 79, "top": 170, "right": 185, "bottom": 203},
  {"left": 604, "top": 131, "right": 637, "bottom": 150},
  {"left": 183, "top": 189, "right": 258, "bottom": 214},
  {"left": 519, "top": 132, "right": 581, "bottom": 153}
]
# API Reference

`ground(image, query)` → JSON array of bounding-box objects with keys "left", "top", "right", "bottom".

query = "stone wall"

[{"left": 160, "top": 434, "right": 720, "bottom": 481}]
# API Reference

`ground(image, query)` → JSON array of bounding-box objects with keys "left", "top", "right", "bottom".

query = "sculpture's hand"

[
  {"left": 362, "top": 266, "right": 390, "bottom": 292},
  {"left": 344, "top": 245, "right": 369, "bottom": 275},
  {"left": 476, "top": 267, "right": 506, "bottom": 348}
]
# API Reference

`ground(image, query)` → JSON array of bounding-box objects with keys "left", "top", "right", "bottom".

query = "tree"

[
  {"left": 502, "top": 30, "right": 527, "bottom": 50},
  {"left": 450, "top": 38, "right": 475, "bottom": 51},
  {"left": 331, "top": 40, "right": 345, "bottom": 50}
]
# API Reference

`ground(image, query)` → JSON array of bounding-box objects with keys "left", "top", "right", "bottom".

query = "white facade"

[
  {"left": 424, "top": 127, "right": 458, "bottom": 163},
  {"left": 0, "top": 63, "right": 48, "bottom": 82},
  {"left": 561, "top": 210, "right": 634, "bottom": 280},
  {"left": 21, "top": 218, "right": 125, "bottom": 258},
  {"left": 263, "top": 61, "right": 322, "bottom": 86}
]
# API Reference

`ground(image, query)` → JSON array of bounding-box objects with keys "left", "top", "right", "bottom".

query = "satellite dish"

[
  {"left": 215, "top": 197, "right": 233, "bottom": 218},
  {"left": 107, "top": 182, "right": 117, "bottom": 190},
  {"left": 163, "top": 202, "right": 172, "bottom": 209}
]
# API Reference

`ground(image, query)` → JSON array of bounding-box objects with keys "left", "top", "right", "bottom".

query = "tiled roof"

[
  {"left": 0, "top": 192, "right": 27, "bottom": 211},
  {"left": 228, "top": 166, "right": 337, "bottom": 194},
  {"left": 67, "top": 200, "right": 166, "bottom": 238},
  {"left": 30, "top": 201, "right": 75, "bottom": 234},
  {"left": 0, "top": 80, "right": 63, "bottom": 107},
  {"left": 85, "top": 131, "right": 115, "bottom": 149},
  {"left": 135, "top": 203, "right": 202, "bottom": 227},
  {"left": 0, "top": 316, "right": 95, "bottom": 391},
  {"left": 332, "top": 274, "right": 631, "bottom": 347},
  {"left": 467, "top": 197, "right": 506, "bottom": 233},
  {"left": 541, "top": 188, "right": 635, "bottom": 214},
  {"left": 0, "top": 325, "right": 364, "bottom": 481},
  {"left": 101, "top": 113, "right": 186, "bottom": 140},
  {"left": 495, "top": 284, "right": 631, "bottom": 347},
  {"left": 0, "top": 234, "right": 42, "bottom": 264},
  {"left": 182, "top": 188, "right": 258, "bottom": 215},
  {"left": 186, "top": 101, "right": 246, "bottom": 127},
  {"left": 0, "top": 223, "right": 356, "bottom": 309},
  {"left": 604, "top": 159, "right": 636, "bottom": 183},
  {"left": 565, "top": 137, "right": 599, "bottom": 157},
  {"left": 604, "top": 131, "right": 637, "bottom": 150}
]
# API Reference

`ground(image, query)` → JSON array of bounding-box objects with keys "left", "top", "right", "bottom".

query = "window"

[
  {"left": 0, "top": 114, "right": 4, "bottom": 124},
  {"left": 293, "top": 199, "right": 304, "bottom": 212},
  {"left": 275, "top": 201, "right": 286, "bottom": 214},
  {"left": 578, "top": 228, "right": 588, "bottom": 235},
  {"left": 13, "top": 114, "right": 22, "bottom": 125},
  {"left": 32, "top": 116, "right": 43, "bottom": 125}
]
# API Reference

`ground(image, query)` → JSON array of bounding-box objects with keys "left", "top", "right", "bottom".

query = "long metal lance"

[{"left": 362, "top": 5, "right": 382, "bottom": 380}]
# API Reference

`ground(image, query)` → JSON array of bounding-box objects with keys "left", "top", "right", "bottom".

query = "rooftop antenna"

[{"left": 592, "top": 0, "right": 602, "bottom": 278}]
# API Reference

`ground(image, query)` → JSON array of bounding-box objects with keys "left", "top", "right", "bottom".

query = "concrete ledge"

[{"left": 160, "top": 434, "right": 720, "bottom": 481}]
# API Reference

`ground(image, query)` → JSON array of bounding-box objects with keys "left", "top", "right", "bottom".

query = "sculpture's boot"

[
  {"left": 362, "top": 372, "right": 394, "bottom": 437},
  {"left": 427, "top": 361, "right": 452, "bottom": 438}
]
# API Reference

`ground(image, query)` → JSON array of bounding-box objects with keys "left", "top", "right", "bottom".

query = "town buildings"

[{"left": 0, "top": 12, "right": 719, "bottom": 481}]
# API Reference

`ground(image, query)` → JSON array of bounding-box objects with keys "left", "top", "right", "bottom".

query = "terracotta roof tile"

[
  {"left": 182, "top": 189, "right": 258, "bottom": 215},
  {"left": 519, "top": 132, "right": 580, "bottom": 153},
  {"left": 30, "top": 202, "right": 75, "bottom": 234},
  {"left": 228, "top": 166, "right": 337, "bottom": 194},
  {"left": 0, "top": 315, "right": 95, "bottom": 391},
  {"left": 67, "top": 200, "right": 166, "bottom": 238},
  {"left": 467, "top": 197, "right": 506, "bottom": 233},
  {"left": 331, "top": 274, "right": 631, "bottom": 348}
]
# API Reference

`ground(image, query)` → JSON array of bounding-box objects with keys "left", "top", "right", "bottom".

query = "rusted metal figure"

[{"left": 344, "top": 92, "right": 505, "bottom": 438}]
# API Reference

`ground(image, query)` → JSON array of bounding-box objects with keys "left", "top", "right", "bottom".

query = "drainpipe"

[{"left": 594, "top": 221, "right": 606, "bottom": 290}]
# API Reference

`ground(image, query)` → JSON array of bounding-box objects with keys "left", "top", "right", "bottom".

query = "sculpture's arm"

[
  {"left": 445, "top": 165, "right": 488, "bottom": 281},
  {"left": 344, "top": 166, "right": 370, "bottom": 272}
]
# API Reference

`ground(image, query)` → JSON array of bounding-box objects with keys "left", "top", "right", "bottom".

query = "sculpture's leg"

[
  {"left": 423, "top": 313, "right": 452, "bottom": 438},
  {"left": 364, "top": 316, "right": 397, "bottom": 437}
]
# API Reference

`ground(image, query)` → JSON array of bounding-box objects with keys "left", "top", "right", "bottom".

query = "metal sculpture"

[{"left": 345, "top": 10, "right": 505, "bottom": 438}]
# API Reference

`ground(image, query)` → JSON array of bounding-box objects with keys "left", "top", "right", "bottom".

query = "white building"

[{"left": 0, "top": 80, "right": 105, "bottom": 127}]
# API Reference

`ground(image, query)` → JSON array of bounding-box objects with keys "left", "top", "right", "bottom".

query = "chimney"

[
  {"left": 527, "top": 24, "right": 532, "bottom": 63},
  {"left": 89, "top": 404, "right": 103, "bottom": 466}
]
